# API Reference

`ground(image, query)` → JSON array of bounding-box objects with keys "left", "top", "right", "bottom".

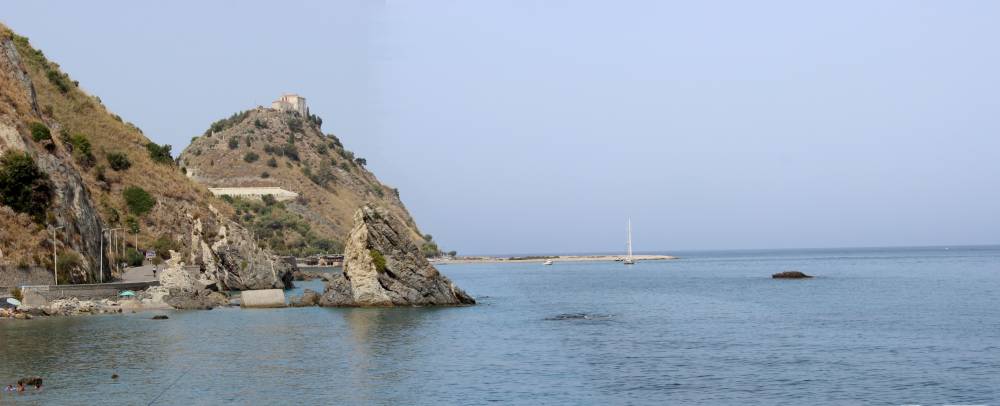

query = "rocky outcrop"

[
  {"left": 165, "top": 288, "right": 227, "bottom": 310},
  {"left": 207, "top": 222, "right": 294, "bottom": 291},
  {"left": 319, "top": 206, "right": 474, "bottom": 307},
  {"left": 772, "top": 271, "right": 813, "bottom": 279},
  {"left": 289, "top": 288, "right": 320, "bottom": 307}
]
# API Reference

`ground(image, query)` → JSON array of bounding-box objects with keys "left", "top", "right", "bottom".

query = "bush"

[
  {"left": 56, "top": 251, "right": 83, "bottom": 272},
  {"left": 125, "top": 215, "right": 140, "bottom": 234},
  {"left": 11, "top": 287, "right": 23, "bottom": 302},
  {"left": 107, "top": 152, "right": 131, "bottom": 171},
  {"left": 229, "top": 137, "right": 240, "bottom": 149},
  {"left": 150, "top": 236, "right": 179, "bottom": 259},
  {"left": 447, "top": 250, "right": 457, "bottom": 257},
  {"left": 354, "top": 157, "right": 367, "bottom": 166},
  {"left": 123, "top": 186, "right": 155, "bottom": 215},
  {"left": 68, "top": 134, "right": 95, "bottom": 167},
  {"left": 29, "top": 122, "right": 51, "bottom": 142},
  {"left": 266, "top": 157, "right": 277, "bottom": 168},
  {"left": 261, "top": 171, "right": 270, "bottom": 178},
  {"left": 125, "top": 248, "right": 144, "bottom": 267},
  {"left": 316, "top": 144, "right": 328, "bottom": 155},
  {"left": 370, "top": 249, "right": 387, "bottom": 273},
  {"left": 286, "top": 117, "right": 304, "bottom": 134},
  {"left": 204, "top": 110, "right": 250, "bottom": 136},
  {"left": 0, "top": 151, "right": 53, "bottom": 222},
  {"left": 146, "top": 142, "right": 173, "bottom": 164},
  {"left": 244, "top": 152, "right": 259, "bottom": 163},
  {"left": 281, "top": 144, "right": 299, "bottom": 161},
  {"left": 254, "top": 118, "right": 268, "bottom": 129}
]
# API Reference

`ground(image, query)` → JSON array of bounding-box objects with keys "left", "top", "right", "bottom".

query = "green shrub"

[
  {"left": 56, "top": 251, "right": 83, "bottom": 271},
  {"left": 254, "top": 118, "right": 268, "bottom": 129},
  {"left": 125, "top": 248, "right": 144, "bottom": 267},
  {"left": 354, "top": 157, "right": 367, "bottom": 166},
  {"left": 266, "top": 157, "right": 277, "bottom": 168},
  {"left": 107, "top": 152, "right": 131, "bottom": 171},
  {"left": 146, "top": 142, "right": 173, "bottom": 164},
  {"left": 0, "top": 151, "right": 53, "bottom": 222},
  {"left": 282, "top": 144, "right": 299, "bottom": 161},
  {"left": 123, "top": 186, "right": 155, "bottom": 215},
  {"left": 261, "top": 171, "right": 270, "bottom": 178},
  {"left": 370, "top": 249, "right": 387, "bottom": 273},
  {"left": 228, "top": 137, "right": 240, "bottom": 149},
  {"left": 125, "top": 215, "right": 140, "bottom": 234},
  {"left": 316, "top": 144, "right": 328, "bottom": 155},
  {"left": 29, "top": 122, "right": 51, "bottom": 142},
  {"left": 286, "top": 117, "right": 304, "bottom": 134},
  {"left": 150, "top": 236, "right": 179, "bottom": 259},
  {"left": 11, "top": 287, "right": 23, "bottom": 302},
  {"left": 68, "top": 133, "right": 95, "bottom": 167},
  {"left": 244, "top": 152, "right": 259, "bottom": 163},
  {"left": 203, "top": 110, "right": 250, "bottom": 136}
]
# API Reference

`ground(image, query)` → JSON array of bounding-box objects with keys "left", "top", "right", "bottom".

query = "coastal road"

[{"left": 122, "top": 265, "right": 158, "bottom": 283}]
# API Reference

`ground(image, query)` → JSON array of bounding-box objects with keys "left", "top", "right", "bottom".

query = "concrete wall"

[
  {"left": 20, "top": 281, "right": 159, "bottom": 307},
  {"left": 240, "top": 289, "right": 286, "bottom": 308},
  {"left": 0, "top": 265, "right": 54, "bottom": 289}
]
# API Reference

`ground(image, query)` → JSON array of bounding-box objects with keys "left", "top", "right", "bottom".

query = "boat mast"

[{"left": 627, "top": 217, "right": 633, "bottom": 260}]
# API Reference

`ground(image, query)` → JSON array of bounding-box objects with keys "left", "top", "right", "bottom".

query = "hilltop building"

[
  {"left": 271, "top": 93, "right": 308, "bottom": 116},
  {"left": 208, "top": 187, "right": 299, "bottom": 202}
]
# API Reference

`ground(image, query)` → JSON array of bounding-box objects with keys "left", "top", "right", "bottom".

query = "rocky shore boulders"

[
  {"left": 772, "top": 271, "right": 813, "bottom": 279},
  {"left": 320, "top": 206, "right": 475, "bottom": 307}
]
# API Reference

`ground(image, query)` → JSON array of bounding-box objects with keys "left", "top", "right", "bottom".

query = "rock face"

[
  {"left": 207, "top": 222, "right": 295, "bottom": 291},
  {"left": 772, "top": 271, "right": 813, "bottom": 279},
  {"left": 320, "top": 206, "right": 474, "bottom": 307}
]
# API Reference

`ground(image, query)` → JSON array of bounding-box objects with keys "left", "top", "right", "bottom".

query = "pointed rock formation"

[{"left": 320, "top": 206, "right": 474, "bottom": 307}]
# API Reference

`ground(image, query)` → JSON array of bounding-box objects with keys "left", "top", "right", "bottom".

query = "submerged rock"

[
  {"left": 772, "top": 271, "right": 813, "bottom": 279},
  {"left": 320, "top": 206, "right": 475, "bottom": 307},
  {"left": 152, "top": 315, "right": 169, "bottom": 320}
]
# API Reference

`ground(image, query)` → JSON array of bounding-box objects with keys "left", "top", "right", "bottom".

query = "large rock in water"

[
  {"left": 772, "top": 271, "right": 813, "bottom": 279},
  {"left": 209, "top": 222, "right": 295, "bottom": 290},
  {"left": 320, "top": 206, "right": 475, "bottom": 306}
]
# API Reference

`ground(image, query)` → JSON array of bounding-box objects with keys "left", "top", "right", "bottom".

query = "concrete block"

[{"left": 240, "top": 289, "right": 286, "bottom": 308}]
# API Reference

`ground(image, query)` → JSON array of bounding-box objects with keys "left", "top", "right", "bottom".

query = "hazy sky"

[{"left": 5, "top": 1, "right": 999, "bottom": 254}]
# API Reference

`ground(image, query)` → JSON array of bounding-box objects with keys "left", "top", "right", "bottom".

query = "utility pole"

[{"left": 50, "top": 225, "right": 64, "bottom": 285}]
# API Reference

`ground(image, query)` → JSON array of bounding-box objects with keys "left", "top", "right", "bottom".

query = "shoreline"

[{"left": 432, "top": 254, "right": 678, "bottom": 265}]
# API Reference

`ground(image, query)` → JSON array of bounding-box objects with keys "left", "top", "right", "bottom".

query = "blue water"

[{"left": 1, "top": 246, "right": 998, "bottom": 405}]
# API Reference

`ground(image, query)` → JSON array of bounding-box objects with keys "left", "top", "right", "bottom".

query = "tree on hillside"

[{"left": 0, "top": 151, "right": 53, "bottom": 222}]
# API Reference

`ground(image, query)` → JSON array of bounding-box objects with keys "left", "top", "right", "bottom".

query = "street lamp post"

[{"left": 50, "top": 225, "right": 64, "bottom": 285}]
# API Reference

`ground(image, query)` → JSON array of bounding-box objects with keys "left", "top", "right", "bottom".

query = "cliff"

[
  {"left": 179, "top": 107, "right": 432, "bottom": 256},
  {"left": 0, "top": 24, "right": 287, "bottom": 289}
]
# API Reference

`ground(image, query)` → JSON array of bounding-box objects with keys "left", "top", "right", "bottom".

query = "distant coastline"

[{"left": 432, "top": 254, "right": 677, "bottom": 265}]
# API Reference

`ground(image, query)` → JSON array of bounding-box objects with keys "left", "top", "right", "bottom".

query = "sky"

[{"left": 4, "top": 1, "right": 999, "bottom": 255}]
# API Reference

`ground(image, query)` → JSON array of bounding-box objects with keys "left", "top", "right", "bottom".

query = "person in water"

[{"left": 3, "top": 384, "right": 13, "bottom": 392}]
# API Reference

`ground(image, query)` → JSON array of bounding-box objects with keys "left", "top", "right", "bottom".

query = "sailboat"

[{"left": 624, "top": 218, "right": 636, "bottom": 265}]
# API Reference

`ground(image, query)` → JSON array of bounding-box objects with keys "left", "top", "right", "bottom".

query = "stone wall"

[{"left": 0, "top": 266, "right": 54, "bottom": 288}]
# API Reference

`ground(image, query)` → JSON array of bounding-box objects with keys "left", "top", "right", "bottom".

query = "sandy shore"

[{"left": 432, "top": 254, "right": 677, "bottom": 265}]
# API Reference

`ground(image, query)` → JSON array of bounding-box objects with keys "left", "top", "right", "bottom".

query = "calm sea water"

[{"left": 1, "top": 246, "right": 998, "bottom": 405}]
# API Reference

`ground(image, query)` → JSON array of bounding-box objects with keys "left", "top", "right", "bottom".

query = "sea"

[{"left": 0, "top": 246, "right": 998, "bottom": 405}]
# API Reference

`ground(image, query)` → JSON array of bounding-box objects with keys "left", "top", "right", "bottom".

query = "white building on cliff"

[{"left": 271, "top": 93, "right": 308, "bottom": 116}]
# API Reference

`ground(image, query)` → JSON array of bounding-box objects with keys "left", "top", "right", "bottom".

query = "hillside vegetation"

[
  {"left": 180, "top": 108, "right": 435, "bottom": 256},
  {"left": 0, "top": 24, "right": 232, "bottom": 282}
]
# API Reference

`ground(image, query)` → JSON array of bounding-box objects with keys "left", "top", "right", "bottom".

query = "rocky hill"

[
  {"left": 179, "top": 107, "right": 433, "bottom": 256},
  {"left": 0, "top": 24, "right": 287, "bottom": 289}
]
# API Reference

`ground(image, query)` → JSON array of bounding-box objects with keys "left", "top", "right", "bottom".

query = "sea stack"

[{"left": 320, "top": 206, "right": 475, "bottom": 306}]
